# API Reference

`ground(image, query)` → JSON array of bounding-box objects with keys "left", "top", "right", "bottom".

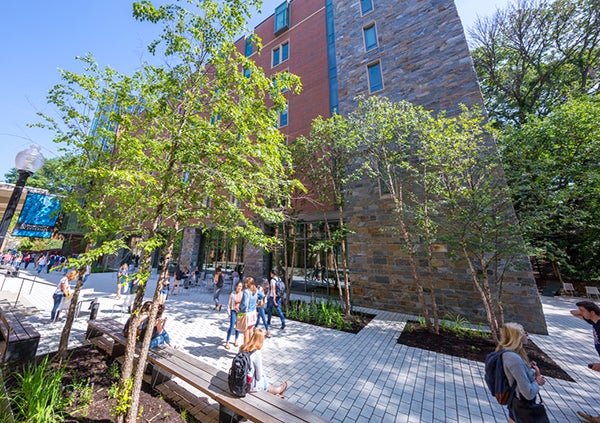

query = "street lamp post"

[{"left": 0, "top": 145, "right": 45, "bottom": 251}]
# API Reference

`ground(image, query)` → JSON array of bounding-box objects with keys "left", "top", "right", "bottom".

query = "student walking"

[
  {"left": 256, "top": 278, "right": 270, "bottom": 337},
  {"left": 266, "top": 270, "right": 286, "bottom": 330},
  {"left": 497, "top": 322, "right": 548, "bottom": 423},
  {"left": 212, "top": 267, "right": 224, "bottom": 311},
  {"left": 225, "top": 281, "right": 243, "bottom": 349},
  {"left": 238, "top": 276, "right": 258, "bottom": 346}
]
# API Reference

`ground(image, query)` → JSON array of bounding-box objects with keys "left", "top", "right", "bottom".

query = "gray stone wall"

[
  {"left": 179, "top": 227, "right": 202, "bottom": 270},
  {"left": 333, "top": 0, "right": 547, "bottom": 333},
  {"left": 334, "top": 0, "right": 483, "bottom": 116}
]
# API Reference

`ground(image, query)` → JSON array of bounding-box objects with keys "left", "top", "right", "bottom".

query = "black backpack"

[
  {"left": 228, "top": 351, "right": 252, "bottom": 397},
  {"left": 484, "top": 350, "right": 516, "bottom": 405}
]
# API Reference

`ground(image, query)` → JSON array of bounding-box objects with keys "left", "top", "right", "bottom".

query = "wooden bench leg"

[{"left": 219, "top": 404, "right": 246, "bottom": 423}]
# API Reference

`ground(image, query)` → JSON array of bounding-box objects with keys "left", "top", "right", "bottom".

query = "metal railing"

[{"left": 0, "top": 268, "right": 55, "bottom": 307}]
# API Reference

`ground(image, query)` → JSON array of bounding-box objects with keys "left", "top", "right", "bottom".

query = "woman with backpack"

[
  {"left": 241, "top": 328, "right": 288, "bottom": 397},
  {"left": 498, "top": 322, "right": 548, "bottom": 423}
]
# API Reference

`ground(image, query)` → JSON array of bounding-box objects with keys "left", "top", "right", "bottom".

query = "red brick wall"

[{"left": 237, "top": 0, "right": 330, "bottom": 141}]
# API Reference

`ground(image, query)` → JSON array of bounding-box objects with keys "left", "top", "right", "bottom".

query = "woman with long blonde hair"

[
  {"left": 497, "top": 322, "right": 547, "bottom": 423},
  {"left": 241, "top": 328, "right": 288, "bottom": 397}
]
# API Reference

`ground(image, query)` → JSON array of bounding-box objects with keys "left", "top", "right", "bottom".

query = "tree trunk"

[
  {"left": 462, "top": 246, "right": 501, "bottom": 343},
  {"left": 126, "top": 235, "right": 176, "bottom": 423},
  {"left": 425, "top": 243, "right": 440, "bottom": 334},
  {"left": 337, "top": 205, "right": 351, "bottom": 316},
  {"left": 394, "top": 203, "right": 432, "bottom": 333},
  {"left": 57, "top": 242, "right": 92, "bottom": 357}
]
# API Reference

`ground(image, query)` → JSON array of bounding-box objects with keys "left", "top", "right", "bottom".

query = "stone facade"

[
  {"left": 179, "top": 227, "right": 203, "bottom": 270},
  {"left": 333, "top": 0, "right": 547, "bottom": 333}
]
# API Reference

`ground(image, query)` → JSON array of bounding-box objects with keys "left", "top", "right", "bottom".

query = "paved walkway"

[{"left": 1, "top": 269, "right": 599, "bottom": 422}]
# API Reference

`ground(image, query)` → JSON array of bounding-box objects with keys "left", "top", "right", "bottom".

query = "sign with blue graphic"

[{"left": 12, "top": 193, "right": 61, "bottom": 238}]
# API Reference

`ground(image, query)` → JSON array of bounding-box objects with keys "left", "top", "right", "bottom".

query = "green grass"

[{"left": 4, "top": 355, "right": 68, "bottom": 423}]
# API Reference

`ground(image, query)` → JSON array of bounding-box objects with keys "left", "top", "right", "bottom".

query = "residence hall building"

[{"left": 180, "top": 0, "right": 547, "bottom": 333}]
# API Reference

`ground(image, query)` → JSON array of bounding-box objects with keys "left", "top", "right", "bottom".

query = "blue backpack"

[{"left": 484, "top": 350, "right": 516, "bottom": 405}]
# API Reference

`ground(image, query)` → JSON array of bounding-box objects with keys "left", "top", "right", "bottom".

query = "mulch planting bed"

[{"left": 398, "top": 320, "right": 574, "bottom": 381}]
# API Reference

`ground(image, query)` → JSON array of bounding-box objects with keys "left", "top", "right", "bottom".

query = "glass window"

[
  {"left": 272, "top": 42, "right": 289, "bottom": 67},
  {"left": 281, "top": 42, "right": 289, "bottom": 61},
  {"left": 274, "top": 1, "right": 290, "bottom": 34},
  {"left": 363, "top": 24, "right": 377, "bottom": 51},
  {"left": 367, "top": 61, "right": 383, "bottom": 92},
  {"left": 360, "top": 0, "right": 373, "bottom": 14},
  {"left": 278, "top": 106, "right": 288, "bottom": 127},
  {"left": 245, "top": 37, "right": 253, "bottom": 57}
]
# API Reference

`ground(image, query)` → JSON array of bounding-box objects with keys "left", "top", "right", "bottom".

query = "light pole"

[{"left": 0, "top": 145, "right": 45, "bottom": 251}]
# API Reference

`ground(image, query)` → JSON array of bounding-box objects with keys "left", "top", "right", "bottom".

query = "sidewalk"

[{"left": 1, "top": 269, "right": 598, "bottom": 422}]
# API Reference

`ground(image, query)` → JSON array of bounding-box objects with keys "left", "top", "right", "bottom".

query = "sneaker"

[{"left": 280, "top": 325, "right": 286, "bottom": 330}]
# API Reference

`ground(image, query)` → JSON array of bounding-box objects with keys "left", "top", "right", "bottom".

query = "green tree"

[
  {"left": 292, "top": 114, "right": 360, "bottom": 316},
  {"left": 36, "top": 0, "right": 301, "bottom": 421},
  {"left": 426, "top": 106, "right": 524, "bottom": 342},
  {"left": 348, "top": 96, "right": 441, "bottom": 333},
  {"left": 499, "top": 95, "right": 600, "bottom": 279},
  {"left": 3, "top": 156, "right": 73, "bottom": 195},
  {"left": 470, "top": 0, "right": 600, "bottom": 126}
]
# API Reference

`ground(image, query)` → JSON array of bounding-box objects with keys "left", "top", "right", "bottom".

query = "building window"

[
  {"left": 272, "top": 41, "right": 289, "bottom": 67},
  {"left": 278, "top": 105, "right": 289, "bottom": 127},
  {"left": 363, "top": 24, "right": 378, "bottom": 51},
  {"left": 274, "top": 1, "right": 290, "bottom": 34},
  {"left": 367, "top": 61, "right": 383, "bottom": 92},
  {"left": 243, "top": 68, "right": 251, "bottom": 78},
  {"left": 360, "top": 0, "right": 373, "bottom": 15},
  {"left": 244, "top": 36, "right": 253, "bottom": 57}
]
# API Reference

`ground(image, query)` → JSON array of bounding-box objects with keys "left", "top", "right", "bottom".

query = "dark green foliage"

[{"left": 284, "top": 299, "right": 374, "bottom": 333}]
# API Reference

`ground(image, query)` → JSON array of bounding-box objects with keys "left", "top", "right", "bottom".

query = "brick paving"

[{"left": 1, "top": 268, "right": 598, "bottom": 422}]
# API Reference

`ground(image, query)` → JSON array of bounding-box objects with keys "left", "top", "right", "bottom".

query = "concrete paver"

[{"left": 1, "top": 268, "right": 599, "bottom": 422}]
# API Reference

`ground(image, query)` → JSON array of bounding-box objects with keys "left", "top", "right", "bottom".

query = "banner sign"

[{"left": 12, "top": 192, "right": 61, "bottom": 238}]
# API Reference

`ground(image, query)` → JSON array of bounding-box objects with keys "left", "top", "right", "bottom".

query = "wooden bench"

[
  {"left": 86, "top": 318, "right": 330, "bottom": 423},
  {"left": 0, "top": 308, "right": 40, "bottom": 363}
]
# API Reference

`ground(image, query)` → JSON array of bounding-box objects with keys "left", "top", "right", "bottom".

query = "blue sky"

[{"left": 0, "top": 0, "right": 510, "bottom": 178}]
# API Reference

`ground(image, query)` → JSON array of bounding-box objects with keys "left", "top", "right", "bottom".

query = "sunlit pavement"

[{"left": 1, "top": 269, "right": 598, "bottom": 422}]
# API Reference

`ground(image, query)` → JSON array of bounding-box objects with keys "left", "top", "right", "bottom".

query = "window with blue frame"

[
  {"left": 282, "top": 42, "right": 289, "bottom": 61},
  {"left": 274, "top": 1, "right": 290, "bottom": 34},
  {"left": 363, "top": 24, "right": 378, "bottom": 51},
  {"left": 272, "top": 41, "right": 289, "bottom": 67},
  {"left": 245, "top": 37, "right": 253, "bottom": 56},
  {"left": 360, "top": 0, "right": 373, "bottom": 15},
  {"left": 278, "top": 105, "right": 288, "bottom": 127},
  {"left": 367, "top": 61, "right": 383, "bottom": 92}
]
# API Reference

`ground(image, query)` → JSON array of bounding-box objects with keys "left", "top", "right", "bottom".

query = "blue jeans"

[
  {"left": 51, "top": 293, "right": 63, "bottom": 320},
  {"left": 257, "top": 306, "right": 269, "bottom": 331},
  {"left": 227, "top": 310, "right": 240, "bottom": 342},
  {"left": 266, "top": 297, "right": 285, "bottom": 327},
  {"left": 150, "top": 330, "right": 171, "bottom": 348}
]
